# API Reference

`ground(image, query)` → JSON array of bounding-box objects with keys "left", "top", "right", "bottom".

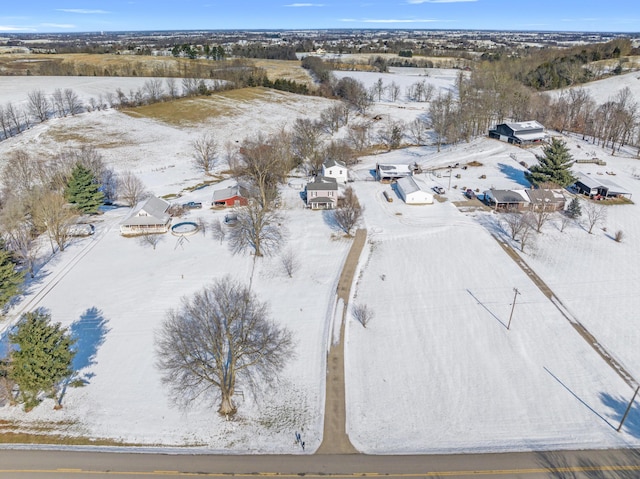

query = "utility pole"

[
  {"left": 507, "top": 288, "right": 520, "bottom": 330},
  {"left": 617, "top": 385, "right": 640, "bottom": 432}
]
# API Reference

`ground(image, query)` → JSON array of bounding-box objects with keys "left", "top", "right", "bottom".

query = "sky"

[{"left": 0, "top": 0, "right": 639, "bottom": 34}]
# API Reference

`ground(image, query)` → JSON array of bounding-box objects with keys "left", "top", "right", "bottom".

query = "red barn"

[{"left": 212, "top": 184, "right": 249, "bottom": 207}]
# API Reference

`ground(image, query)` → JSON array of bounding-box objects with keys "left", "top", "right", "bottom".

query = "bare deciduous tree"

[
  {"left": 165, "top": 78, "right": 178, "bottom": 99},
  {"left": 334, "top": 186, "right": 363, "bottom": 236},
  {"left": 0, "top": 197, "right": 39, "bottom": 278},
  {"left": 584, "top": 201, "right": 608, "bottom": 234},
  {"left": 280, "top": 248, "right": 299, "bottom": 278},
  {"left": 143, "top": 79, "right": 164, "bottom": 103},
  {"left": 235, "top": 133, "right": 292, "bottom": 208},
  {"left": 118, "top": 171, "right": 148, "bottom": 207},
  {"left": 210, "top": 219, "right": 226, "bottom": 244},
  {"left": 228, "top": 202, "right": 286, "bottom": 257},
  {"left": 138, "top": 232, "right": 164, "bottom": 250},
  {"left": 387, "top": 81, "right": 401, "bottom": 102},
  {"left": 32, "top": 190, "right": 78, "bottom": 254},
  {"left": 352, "top": 303, "right": 374, "bottom": 328},
  {"left": 155, "top": 278, "right": 294, "bottom": 416},
  {"left": 52, "top": 89, "right": 67, "bottom": 117},
  {"left": 27, "top": 89, "right": 50, "bottom": 123},
  {"left": 192, "top": 133, "right": 219, "bottom": 175},
  {"left": 63, "top": 89, "right": 83, "bottom": 116},
  {"left": 377, "top": 118, "right": 404, "bottom": 151},
  {"left": 501, "top": 211, "right": 528, "bottom": 240}
]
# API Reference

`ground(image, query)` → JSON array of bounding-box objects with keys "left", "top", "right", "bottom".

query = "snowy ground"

[{"left": 0, "top": 69, "right": 640, "bottom": 453}]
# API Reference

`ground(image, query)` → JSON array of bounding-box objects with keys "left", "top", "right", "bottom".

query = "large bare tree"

[
  {"left": 235, "top": 133, "right": 292, "bottom": 208},
  {"left": 32, "top": 190, "right": 78, "bottom": 254},
  {"left": 227, "top": 201, "right": 285, "bottom": 258},
  {"left": 584, "top": 201, "right": 608, "bottom": 234},
  {"left": 27, "top": 89, "right": 50, "bottom": 123},
  {"left": 191, "top": 133, "right": 219, "bottom": 175},
  {"left": 155, "top": 278, "right": 293, "bottom": 416},
  {"left": 118, "top": 171, "right": 148, "bottom": 207},
  {"left": 334, "top": 186, "right": 363, "bottom": 236}
]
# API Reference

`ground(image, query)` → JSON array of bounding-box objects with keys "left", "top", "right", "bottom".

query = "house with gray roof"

[
  {"left": 305, "top": 176, "right": 338, "bottom": 210},
  {"left": 484, "top": 189, "right": 530, "bottom": 211},
  {"left": 322, "top": 159, "right": 348, "bottom": 184},
  {"left": 489, "top": 121, "right": 547, "bottom": 145},
  {"left": 120, "top": 196, "right": 172, "bottom": 235}
]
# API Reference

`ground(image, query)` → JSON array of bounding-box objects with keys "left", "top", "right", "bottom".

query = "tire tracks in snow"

[
  {"left": 493, "top": 236, "right": 636, "bottom": 389},
  {"left": 1, "top": 214, "right": 120, "bottom": 331}
]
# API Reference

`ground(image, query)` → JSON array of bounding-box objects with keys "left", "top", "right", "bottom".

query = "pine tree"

[
  {"left": 566, "top": 197, "right": 582, "bottom": 219},
  {"left": 9, "top": 310, "right": 76, "bottom": 410},
  {"left": 65, "top": 164, "right": 104, "bottom": 214},
  {"left": 525, "top": 138, "right": 576, "bottom": 187},
  {"left": 0, "top": 239, "right": 24, "bottom": 311}
]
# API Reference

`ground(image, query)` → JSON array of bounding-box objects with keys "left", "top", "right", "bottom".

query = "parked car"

[
  {"left": 432, "top": 186, "right": 445, "bottom": 195},
  {"left": 465, "top": 189, "right": 476, "bottom": 199},
  {"left": 182, "top": 201, "right": 203, "bottom": 209}
]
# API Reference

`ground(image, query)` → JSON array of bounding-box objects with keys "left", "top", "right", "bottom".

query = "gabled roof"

[
  {"left": 505, "top": 120, "right": 544, "bottom": 132},
  {"left": 396, "top": 176, "right": 421, "bottom": 195},
  {"left": 526, "top": 189, "right": 565, "bottom": 204},
  {"left": 323, "top": 158, "right": 347, "bottom": 169},
  {"left": 212, "top": 184, "right": 248, "bottom": 202},
  {"left": 377, "top": 163, "right": 413, "bottom": 176},
  {"left": 306, "top": 176, "right": 338, "bottom": 191},
  {"left": 121, "top": 196, "right": 171, "bottom": 226},
  {"left": 575, "top": 172, "right": 630, "bottom": 195},
  {"left": 486, "top": 189, "right": 530, "bottom": 204}
]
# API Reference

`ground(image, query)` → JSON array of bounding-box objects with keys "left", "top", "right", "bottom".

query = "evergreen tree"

[
  {"left": 65, "top": 163, "right": 104, "bottom": 213},
  {"left": 566, "top": 197, "right": 582, "bottom": 219},
  {"left": 8, "top": 310, "right": 76, "bottom": 410},
  {"left": 0, "top": 239, "right": 24, "bottom": 311},
  {"left": 525, "top": 138, "right": 576, "bottom": 187}
]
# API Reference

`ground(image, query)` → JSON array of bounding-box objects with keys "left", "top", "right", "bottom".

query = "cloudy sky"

[{"left": 1, "top": 0, "right": 638, "bottom": 33}]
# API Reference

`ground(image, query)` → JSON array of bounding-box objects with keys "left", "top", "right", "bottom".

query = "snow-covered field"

[{"left": 1, "top": 68, "right": 640, "bottom": 453}]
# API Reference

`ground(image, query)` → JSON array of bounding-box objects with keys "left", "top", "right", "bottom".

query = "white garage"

[{"left": 396, "top": 176, "right": 434, "bottom": 205}]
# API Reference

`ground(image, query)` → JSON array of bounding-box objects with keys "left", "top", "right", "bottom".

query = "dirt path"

[
  {"left": 317, "top": 229, "right": 367, "bottom": 455},
  {"left": 494, "top": 237, "right": 636, "bottom": 388}
]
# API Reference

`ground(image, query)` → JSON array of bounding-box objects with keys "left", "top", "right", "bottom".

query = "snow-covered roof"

[
  {"left": 526, "top": 189, "right": 565, "bottom": 204},
  {"left": 121, "top": 196, "right": 171, "bottom": 226},
  {"left": 575, "top": 172, "right": 603, "bottom": 190},
  {"left": 396, "top": 176, "right": 421, "bottom": 195},
  {"left": 506, "top": 120, "right": 544, "bottom": 132},
  {"left": 377, "top": 163, "right": 412, "bottom": 175},
  {"left": 212, "top": 184, "right": 247, "bottom": 202},
  {"left": 513, "top": 131, "right": 547, "bottom": 141}
]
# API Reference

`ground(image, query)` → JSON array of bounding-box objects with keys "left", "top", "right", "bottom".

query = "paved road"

[{"left": 1, "top": 448, "right": 640, "bottom": 478}]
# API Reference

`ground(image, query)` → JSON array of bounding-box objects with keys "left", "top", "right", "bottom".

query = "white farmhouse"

[
  {"left": 120, "top": 196, "right": 172, "bottom": 235},
  {"left": 321, "top": 159, "right": 348, "bottom": 184},
  {"left": 396, "top": 176, "right": 433, "bottom": 205}
]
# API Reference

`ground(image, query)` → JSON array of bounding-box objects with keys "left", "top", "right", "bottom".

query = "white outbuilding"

[{"left": 396, "top": 176, "right": 434, "bottom": 205}]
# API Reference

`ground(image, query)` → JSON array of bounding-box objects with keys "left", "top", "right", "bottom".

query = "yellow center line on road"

[{"left": 0, "top": 464, "right": 639, "bottom": 477}]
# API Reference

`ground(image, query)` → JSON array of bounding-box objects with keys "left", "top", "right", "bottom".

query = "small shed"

[
  {"left": 212, "top": 184, "right": 249, "bottom": 207},
  {"left": 484, "top": 189, "right": 530, "bottom": 211},
  {"left": 322, "top": 159, "right": 348, "bottom": 184},
  {"left": 376, "top": 163, "right": 413, "bottom": 182},
  {"left": 120, "top": 196, "right": 171, "bottom": 235},
  {"left": 396, "top": 176, "right": 434, "bottom": 205},
  {"left": 305, "top": 176, "right": 338, "bottom": 210},
  {"left": 489, "top": 121, "right": 547, "bottom": 145}
]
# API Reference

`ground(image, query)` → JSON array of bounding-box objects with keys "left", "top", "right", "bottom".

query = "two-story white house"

[{"left": 321, "top": 159, "right": 348, "bottom": 184}]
